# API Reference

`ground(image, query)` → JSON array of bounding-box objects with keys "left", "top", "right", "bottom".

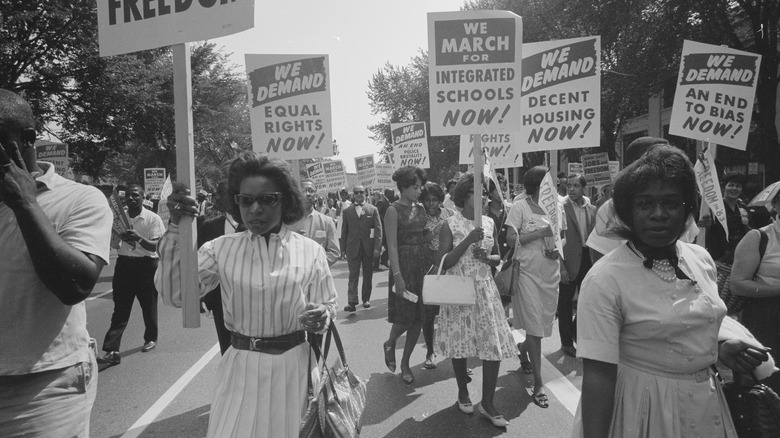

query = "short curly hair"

[
  {"left": 419, "top": 182, "right": 445, "bottom": 203},
  {"left": 392, "top": 165, "right": 427, "bottom": 190},
  {"left": 612, "top": 145, "right": 696, "bottom": 239},
  {"left": 227, "top": 151, "right": 306, "bottom": 226}
]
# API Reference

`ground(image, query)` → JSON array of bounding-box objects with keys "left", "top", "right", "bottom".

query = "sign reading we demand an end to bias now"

[
  {"left": 390, "top": 122, "right": 430, "bottom": 168},
  {"left": 428, "top": 10, "right": 522, "bottom": 136},
  {"left": 669, "top": 41, "right": 761, "bottom": 150},
  {"left": 246, "top": 55, "right": 333, "bottom": 160},
  {"left": 96, "top": 0, "right": 254, "bottom": 56}
]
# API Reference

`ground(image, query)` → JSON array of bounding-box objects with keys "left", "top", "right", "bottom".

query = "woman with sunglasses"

[
  {"left": 156, "top": 152, "right": 337, "bottom": 438},
  {"left": 574, "top": 146, "right": 770, "bottom": 438}
]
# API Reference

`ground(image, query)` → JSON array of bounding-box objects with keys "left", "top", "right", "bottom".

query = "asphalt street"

[{"left": 86, "top": 251, "right": 582, "bottom": 437}]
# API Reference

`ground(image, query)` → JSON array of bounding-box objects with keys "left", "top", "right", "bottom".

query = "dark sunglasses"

[
  {"left": 234, "top": 193, "right": 283, "bottom": 208},
  {"left": 353, "top": 190, "right": 365, "bottom": 195}
]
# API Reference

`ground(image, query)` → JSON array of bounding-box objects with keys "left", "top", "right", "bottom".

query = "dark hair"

[
  {"left": 524, "top": 166, "right": 548, "bottom": 196},
  {"left": 557, "top": 171, "right": 567, "bottom": 179},
  {"left": 420, "top": 182, "right": 445, "bottom": 203},
  {"left": 446, "top": 179, "right": 458, "bottom": 191},
  {"left": 0, "top": 89, "right": 35, "bottom": 134},
  {"left": 392, "top": 165, "right": 426, "bottom": 190},
  {"left": 568, "top": 173, "right": 587, "bottom": 187},
  {"left": 624, "top": 136, "right": 669, "bottom": 165},
  {"left": 227, "top": 151, "right": 305, "bottom": 226},
  {"left": 451, "top": 173, "right": 475, "bottom": 208},
  {"left": 383, "top": 188, "right": 395, "bottom": 200},
  {"left": 722, "top": 171, "right": 747, "bottom": 186},
  {"left": 612, "top": 145, "right": 696, "bottom": 238},
  {"left": 126, "top": 183, "right": 144, "bottom": 193}
]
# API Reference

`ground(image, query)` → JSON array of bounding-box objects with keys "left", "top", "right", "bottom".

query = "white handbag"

[{"left": 422, "top": 255, "right": 477, "bottom": 306}]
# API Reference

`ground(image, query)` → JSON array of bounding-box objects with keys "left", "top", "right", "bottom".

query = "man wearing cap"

[
  {"left": 97, "top": 183, "right": 165, "bottom": 365},
  {"left": 196, "top": 189, "right": 210, "bottom": 217},
  {"left": 0, "top": 89, "right": 112, "bottom": 436},
  {"left": 340, "top": 185, "right": 382, "bottom": 311},
  {"left": 290, "top": 179, "right": 340, "bottom": 266}
]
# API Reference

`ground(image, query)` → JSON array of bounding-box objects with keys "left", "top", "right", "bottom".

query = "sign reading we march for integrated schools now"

[
  {"left": 96, "top": 0, "right": 254, "bottom": 56},
  {"left": 246, "top": 55, "right": 333, "bottom": 160},
  {"left": 669, "top": 40, "right": 761, "bottom": 150},
  {"left": 519, "top": 37, "right": 601, "bottom": 150},
  {"left": 306, "top": 160, "right": 346, "bottom": 194},
  {"left": 428, "top": 11, "right": 523, "bottom": 136},
  {"left": 355, "top": 155, "right": 376, "bottom": 187},
  {"left": 390, "top": 122, "right": 430, "bottom": 167},
  {"left": 144, "top": 168, "right": 166, "bottom": 200}
]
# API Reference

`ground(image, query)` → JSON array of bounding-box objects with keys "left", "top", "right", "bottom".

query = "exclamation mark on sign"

[
  {"left": 731, "top": 125, "right": 743, "bottom": 139},
  {"left": 580, "top": 121, "right": 592, "bottom": 139},
  {"left": 499, "top": 105, "right": 511, "bottom": 124},
  {"left": 315, "top": 132, "right": 326, "bottom": 149}
]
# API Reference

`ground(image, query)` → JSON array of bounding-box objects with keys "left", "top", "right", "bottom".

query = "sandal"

[
  {"left": 532, "top": 390, "right": 549, "bottom": 409},
  {"left": 402, "top": 369, "right": 415, "bottom": 384},
  {"left": 383, "top": 341, "right": 396, "bottom": 373},
  {"left": 423, "top": 354, "right": 436, "bottom": 369},
  {"left": 520, "top": 360, "right": 532, "bottom": 374}
]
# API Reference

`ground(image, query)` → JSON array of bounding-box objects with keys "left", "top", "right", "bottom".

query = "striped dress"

[{"left": 155, "top": 223, "right": 338, "bottom": 438}]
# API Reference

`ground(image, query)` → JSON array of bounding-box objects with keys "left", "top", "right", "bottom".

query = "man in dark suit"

[
  {"left": 340, "top": 185, "right": 383, "bottom": 312},
  {"left": 559, "top": 174, "right": 596, "bottom": 357},
  {"left": 198, "top": 180, "right": 240, "bottom": 354}
]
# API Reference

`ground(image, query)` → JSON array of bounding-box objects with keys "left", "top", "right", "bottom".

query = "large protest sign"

[
  {"left": 428, "top": 11, "right": 523, "bottom": 136},
  {"left": 669, "top": 41, "right": 761, "bottom": 150},
  {"left": 375, "top": 163, "right": 395, "bottom": 190},
  {"left": 519, "top": 37, "right": 601, "bottom": 151},
  {"left": 539, "top": 173, "right": 563, "bottom": 258},
  {"left": 97, "top": 0, "right": 254, "bottom": 57},
  {"left": 581, "top": 152, "right": 611, "bottom": 186},
  {"left": 144, "top": 168, "right": 166, "bottom": 200},
  {"left": 458, "top": 133, "right": 524, "bottom": 167},
  {"left": 246, "top": 55, "right": 333, "bottom": 160},
  {"left": 355, "top": 155, "right": 376, "bottom": 187},
  {"left": 694, "top": 146, "right": 729, "bottom": 240},
  {"left": 306, "top": 160, "right": 346, "bottom": 194},
  {"left": 390, "top": 122, "right": 431, "bottom": 167},
  {"left": 35, "top": 141, "right": 69, "bottom": 177}
]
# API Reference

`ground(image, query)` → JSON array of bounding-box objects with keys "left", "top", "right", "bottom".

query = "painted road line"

[
  {"left": 87, "top": 289, "right": 113, "bottom": 301},
  {"left": 541, "top": 355, "right": 580, "bottom": 415},
  {"left": 121, "top": 343, "right": 220, "bottom": 438}
]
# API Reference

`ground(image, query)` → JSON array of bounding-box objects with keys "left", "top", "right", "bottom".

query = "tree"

[{"left": 367, "top": 51, "right": 463, "bottom": 184}]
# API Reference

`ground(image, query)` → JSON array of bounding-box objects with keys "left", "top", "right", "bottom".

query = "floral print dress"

[{"left": 434, "top": 212, "right": 517, "bottom": 360}]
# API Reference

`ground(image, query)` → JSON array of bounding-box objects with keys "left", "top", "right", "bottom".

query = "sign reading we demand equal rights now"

[
  {"left": 428, "top": 11, "right": 522, "bottom": 136},
  {"left": 669, "top": 40, "right": 761, "bottom": 150},
  {"left": 246, "top": 55, "right": 333, "bottom": 160},
  {"left": 96, "top": 0, "right": 254, "bottom": 56}
]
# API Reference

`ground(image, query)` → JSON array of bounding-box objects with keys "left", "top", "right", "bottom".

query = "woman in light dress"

[
  {"left": 157, "top": 152, "right": 337, "bottom": 438},
  {"left": 574, "top": 145, "right": 770, "bottom": 438},
  {"left": 435, "top": 173, "right": 517, "bottom": 428}
]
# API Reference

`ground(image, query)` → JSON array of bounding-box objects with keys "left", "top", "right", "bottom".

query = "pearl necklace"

[{"left": 651, "top": 259, "right": 677, "bottom": 283}]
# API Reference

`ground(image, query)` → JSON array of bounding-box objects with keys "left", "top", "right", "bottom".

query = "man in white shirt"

[
  {"left": 290, "top": 179, "right": 340, "bottom": 266},
  {"left": 98, "top": 184, "right": 166, "bottom": 365}
]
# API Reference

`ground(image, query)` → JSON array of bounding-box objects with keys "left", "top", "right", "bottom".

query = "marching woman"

[
  {"left": 156, "top": 152, "right": 337, "bottom": 438},
  {"left": 435, "top": 173, "right": 516, "bottom": 428}
]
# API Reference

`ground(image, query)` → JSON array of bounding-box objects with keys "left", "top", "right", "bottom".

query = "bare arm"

[
  {"left": 730, "top": 229, "right": 780, "bottom": 297},
  {"left": 384, "top": 206, "right": 405, "bottom": 294},
  {"left": 582, "top": 358, "right": 617, "bottom": 438}
]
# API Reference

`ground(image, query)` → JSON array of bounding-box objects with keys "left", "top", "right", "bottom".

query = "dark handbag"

[
  {"left": 300, "top": 324, "right": 367, "bottom": 438},
  {"left": 494, "top": 259, "right": 519, "bottom": 297},
  {"left": 717, "top": 230, "right": 769, "bottom": 314},
  {"left": 719, "top": 370, "right": 780, "bottom": 438}
]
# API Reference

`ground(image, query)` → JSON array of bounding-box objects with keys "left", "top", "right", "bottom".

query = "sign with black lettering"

[
  {"left": 427, "top": 10, "right": 522, "bottom": 136},
  {"left": 669, "top": 40, "right": 761, "bottom": 150},
  {"left": 97, "top": 0, "right": 254, "bottom": 57},
  {"left": 581, "top": 152, "right": 611, "bottom": 186},
  {"left": 246, "top": 54, "right": 333, "bottom": 160},
  {"left": 390, "top": 122, "right": 430, "bottom": 168},
  {"left": 458, "top": 133, "right": 523, "bottom": 167},
  {"left": 355, "top": 155, "right": 376, "bottom": 187},
  {"left": 35, "top": 142, "right": 68, "bottom": 177},
  {"left": 144, "top": 168, "right": 166, "bottom": 199}
]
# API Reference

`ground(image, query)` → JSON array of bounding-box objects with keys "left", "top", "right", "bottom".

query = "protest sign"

[
  {"left": 458, "top": 133, "right": 523, "bottom": 167},
  {"left": 669, "top": 41, "right": 761, "bottom": 150},
  {"left": 694, "top": 146, "right": 729, "bottom": 240},
  {"left": 96, "top": 185, "right": 133, "bottom": 236},
  {"left": 427, "top": 10, "right": 523, "bottom": 136},
  {"left": 157, "top": 176, "right": 173, "bottom": 225},
  {"left": 35, "top": 141, "right": 68, "bottom": 177},
  {"left": 568, "top": 162, "right": 583, "bottom": 176},
  {"left": 144, "top": 168, "right": 166, "bottom": 200},
  {"left": 246, "top": 55, "right": 333, "bottom": 160},
  {"left": 609, "top": 161, "right": 619, "bottom": 180},
  {"left": 390, "top": 122, "right": 430, "bottom": 167},
  {"left": 581, "top": 152, "right": 611, "bottom": 186},
  {"left": 97, "top": 0, "right": 254, "bottom": 57},
  {"left": 375, "top": 163, "right": 395, "bottom": 189},
  {"left": 539, "top": 172, "right": 563, "bottom": 258},
  {"left": 355, "top": 155, "right": 376, "bottom": 187},
  {"left": 306, "top": 160, "right": 346, "bottom": 194},
  {"left": 519, "top": 37, "right": 601, "bottom": 151}
]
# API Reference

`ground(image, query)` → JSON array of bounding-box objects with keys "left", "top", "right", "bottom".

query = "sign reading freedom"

[{"left": 97, "top": 0, "right": 254, "bottom": 56}]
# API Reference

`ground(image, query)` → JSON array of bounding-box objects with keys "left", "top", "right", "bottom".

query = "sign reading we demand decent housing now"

[
  {"left": 246, "top": 55, "right": 333, "bottom": 160},
  {"left": 669, "top": 40, "right": 761, "bottom": 150},
  {"left": 428, "top": 11, "right": 522, "bottom": 136}
]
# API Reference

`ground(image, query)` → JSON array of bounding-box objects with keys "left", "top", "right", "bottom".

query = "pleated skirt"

[{"left": 207, "top": 343, "right": 310, "bottom": 438}]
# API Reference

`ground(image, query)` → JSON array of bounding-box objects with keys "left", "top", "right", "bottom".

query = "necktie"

[{"left": 355, "top": 204, "right": 363, "bottom": 217}]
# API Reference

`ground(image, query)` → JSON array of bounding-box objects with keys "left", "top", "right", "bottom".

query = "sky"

[{"left": 210, "top": 0, "right": 466, "bottom": 172}]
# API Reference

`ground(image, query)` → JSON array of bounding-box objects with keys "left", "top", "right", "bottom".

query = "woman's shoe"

[
  {"left": 520, "top": 360, "right": 533, "bottom": 374},
  {"left": 532, "top": 390, "right": 549, "bottom": 408},
  {"left": 457, "top": 400, "right": 474, "bottom": 414},
  {"left": 402, "top": 370, "right": 415, "bottom": 384},
  {"left": 476, "top": 403, "right": 509, "bottom": 428},
  {"left": 423, "top": 354, "right": 436, "bottom": 369},
  {"left": 383, "top": 341, "right": 396, "bottom": 373}
]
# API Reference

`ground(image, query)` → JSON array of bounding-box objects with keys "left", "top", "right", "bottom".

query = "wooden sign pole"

[
  {"left": 172, "top": 43, "right": 200, "bottom": 328},
  {"left": 473, "top": 135, "right": 483, "bottom": 228}
]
